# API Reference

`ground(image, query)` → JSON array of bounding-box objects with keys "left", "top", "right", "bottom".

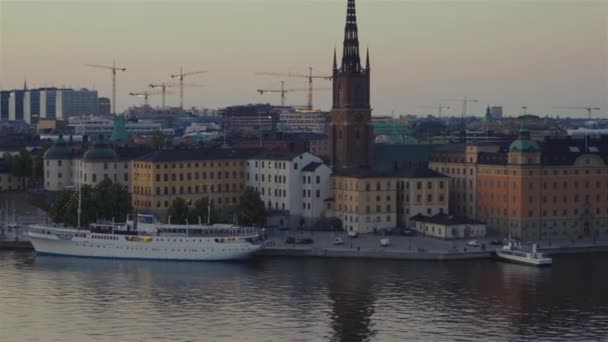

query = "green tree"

[
  {"left": 236, "top": 187, "right": 267, "bottom": 226},
  {"left": 4, "top": 148, "right": 33, "bottom": 190},
  {"left": 167, "top": 197, "right": 190, "bottom": 224},
  {"left": 188, "top": 197, "right": 219, "bottom": 224},
  {"left": 91, "top": 178, "right": 132, "bottom": 222},
  {"left": 48, "top": 180, "right": 131, "bottom": 228},
  {"left": 150, "top": 130, "right": 167, "bottom": 150}
]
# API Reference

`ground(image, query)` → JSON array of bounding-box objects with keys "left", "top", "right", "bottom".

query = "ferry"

[
  {"left": 495, "top": 240, "right": 552, "bottom": 266},
  {"left": 27, "top": 214, "right": 263, "bottom": 261}
]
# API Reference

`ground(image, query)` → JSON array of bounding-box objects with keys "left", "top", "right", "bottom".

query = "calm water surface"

[{"left": 1, "top": 252, "right": 607, "bottom": 342}]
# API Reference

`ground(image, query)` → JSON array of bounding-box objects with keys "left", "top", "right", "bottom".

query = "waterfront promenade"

[{"left": 259, "top": 229, "right": 608, "bottom": 261}]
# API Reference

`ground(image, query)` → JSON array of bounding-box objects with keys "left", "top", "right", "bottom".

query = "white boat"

[
  {"left": 496, "top": 240, "right": 552, "bottom": 266},
  {"left": 27, "top": 214, "right": 263, "bottom": 261}
]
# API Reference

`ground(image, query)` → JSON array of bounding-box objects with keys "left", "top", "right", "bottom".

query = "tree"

[
  {"left": 4, "top": 148, "right": 33, "bottom": 190},
  {"left": 150, "top": 130, "right": 167, "bottom": 150},
  {"left": 167, "top": 197, "right": 190, "bottom": 224},
  {"left": 188, "top": 197, "right": 219, "bottom": 224},
  {"left": 91, "top": 178, "right": 132, "bottom": 222},
  {"left": 48, "top": 180, "right": 131, "bottom": 227},
  {"left": 236, "top": 187, "right": 267, "bottom": 226}
]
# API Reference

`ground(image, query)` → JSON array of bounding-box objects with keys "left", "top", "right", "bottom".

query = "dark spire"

[
  {"left": 341, "top": 0, "right": 361, "bottom": 73},
  {"left": 365, "top": 47, "right": 370, "bottom": 70},
  {"left": 333, "top": 47, "right": 338, "bottom": 73},
  {"left": 23, "top": 78, "right": 28, "bottom": 91}
]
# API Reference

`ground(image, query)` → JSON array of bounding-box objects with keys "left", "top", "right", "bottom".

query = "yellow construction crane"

[
  {"left": 170, "top": 66, "right": 207, "bottom": 110},
  {"left": 85, "top": 61, "right": 126, "bottom": 115},
  {"left": 555, "top": 106, "right": 601, "bottom": 120},
  {"left": 257, "top": 81, "right": 329, "bottom": 107},
  {"left": 129, "top": 91, "right": 166, "bottom": 106},
  {"left": 256, "top": 67, "right": 331, "bottom": 110},
  {"left": 419, "top": 104, "right": 450, "bottom": 117},
  {"left": 149, "top": 82, "right": 203, "bottom": 108}
]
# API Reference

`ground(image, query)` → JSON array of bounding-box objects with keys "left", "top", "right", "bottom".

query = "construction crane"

[
  {"left": 443, "top": 97, "right": 480, "bottom": 130},
  {"left": 257, "top": 81, "right": 330, "bottom": 107},
  {"left": 85, "top": 61, "right": 126, "bottom": 115},
  {"left": 256, "top": 67, "right": 332, "bottom": 110},
  {"left": 149, "top": 82, "right": 204, "bottom": 108},
  {"left": 129, "top": 91, "right": 165, "bottom": 106},
  {"left": 555, "top": 106, "right": 601, "bottom": 120},
  {"left": 419, "top": 104, "right": 450, "bottom": 117},
  {"left": 170, "top": 66, "right": 207, "bottom": 110}
]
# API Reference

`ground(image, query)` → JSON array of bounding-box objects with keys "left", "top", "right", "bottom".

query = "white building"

[
  {"left": 278, "top": 110, "right": 329, "bottom": 134},
  {"left": 246, "top": 151, "right": 332, "bottom": 228},
  {"left": 409, "top": 214, "right": 486, "bottom": 239},
  {"left": 68, "top": 116, "right": 165, "bottom": 137},
  {"left": 44, "top": 135, "right": 130, "bottom": 191}
]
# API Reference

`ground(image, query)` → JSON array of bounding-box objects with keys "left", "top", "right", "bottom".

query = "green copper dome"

[
  {"left": 509, "top": 121, "right": 541, "bottom": 153},
  {"left": 44, "top": 135, "right": 73, "bottom": 160},
  {"left": 83, "top": 135, "right": 118, "bottom": 162}
]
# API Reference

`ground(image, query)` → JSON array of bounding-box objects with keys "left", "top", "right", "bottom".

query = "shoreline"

[{"left": 3, "top": 240, "right": 608, "bottom": 261}]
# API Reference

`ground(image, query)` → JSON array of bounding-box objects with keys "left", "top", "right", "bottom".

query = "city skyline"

[{"left": 1, "top": 0, "right": 607, "bottom": 117}]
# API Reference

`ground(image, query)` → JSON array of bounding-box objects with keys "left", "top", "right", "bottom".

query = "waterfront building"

[
  {"left": 130, "top": 148, "right": 257, "bottom": 214},
  {"left": 8, "top": 90, "right": 25, "bottom": 122},
  {"left": 330, "top": 169, "right": 398, "bottom": 233},
  {"left": 43, "top": 135, "right": 131, "bottom": 191},
  {"left": 397, "top": 168, "right": 449, "bottom": 228},
  {"left": 0, "top": 91, "right": 10, "bottom": 120},
  {"left": 409, "top": 214, "right": 486, "bottom": 239},
  {"left": 68, "top": 116, "right": 165, "bottom": 138},
  {"left": 246, "top": 151, "right": 331, "bottom": 228},
  {"left": 220, "top": 104, "right": 278, "bottom": 135},
  {"left": 429, "top": 124, "right": 608, "bottom": 240}
]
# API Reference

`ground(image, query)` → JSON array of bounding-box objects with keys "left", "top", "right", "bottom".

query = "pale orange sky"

[{"left": 1, "top": 0, "right": 607, "bottom": 117}]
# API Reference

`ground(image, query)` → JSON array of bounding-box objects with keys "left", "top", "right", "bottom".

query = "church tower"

[{"left": 329, "top": 0, "right": 373, "bottom": 171}]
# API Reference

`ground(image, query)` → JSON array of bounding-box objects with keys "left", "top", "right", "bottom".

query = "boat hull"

[
  {"left": 28, "top": 232, "right": 261, "bottom": 262},
  {"left": 496, "top": 250, "right": 552, "bottom": 267}
]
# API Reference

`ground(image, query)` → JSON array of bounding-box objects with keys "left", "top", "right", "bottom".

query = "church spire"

[
  {"left": 341, "top": 0, "right": 361, "bottom": 73},
  {"left": 333, "top": 47, "right": 338, "bottom": 73},
  {"left": 365, "top": 47, "right": 370, "bottom": 70}
]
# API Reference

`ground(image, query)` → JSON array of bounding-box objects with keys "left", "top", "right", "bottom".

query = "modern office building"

[
  {"left": 490, "top": 106, "right": 503, "bottom": 119},
  {"left": 278, "top": 110, "right": 329, "bottom": 134},
  {"left": 98, "top": 97, "right": 111, "bottom": 115}
]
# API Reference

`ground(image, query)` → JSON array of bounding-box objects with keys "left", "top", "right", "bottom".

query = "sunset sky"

[{"left": 1, "top": 0, "right": 607, "bottom": 117}]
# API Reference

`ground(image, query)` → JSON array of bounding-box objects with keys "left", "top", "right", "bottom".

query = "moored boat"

[
  {"left": 496, "top": 240, "right": 552, "bottom": 266},
  {"left": 27, "top": 214, "right": 263, "bottom": 261}
]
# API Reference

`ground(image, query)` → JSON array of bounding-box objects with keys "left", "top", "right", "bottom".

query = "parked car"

[
  {"left": 296, "top": 238, "right": 314, "bottom": 245},
  {"left": 467, "top": 240, "right": 480, "bottom": 247},
  {"left": 380, "top": 238, "right": 391, "bottom": 247},
  {"left": 333, "top": 237, "right": 345, "bottom": 245},
  {"left": 348, "top": 231, "right": 359, "bottom": 238},
  {"left": 400, "top": 229, "right": 417, "bottom": 236},
  {"left": 285, "top": 237, "right": 296, "bottom": 244},
  {"left": 490, "top": 239, "right": 502, "bottom": 246}
]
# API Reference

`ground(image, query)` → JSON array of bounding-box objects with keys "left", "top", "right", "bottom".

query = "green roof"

[
  {"left": 509, "top": 121, "right": 541, "bottom": 152},
  {"left": 44, "top": 136, "right": 72, "bottom": 160},
  {"left": 83, "top": 136, "right": 118, "bottom": 162},
  {"left": 109, "top": 116, "right": 130, "bottom": 143}
]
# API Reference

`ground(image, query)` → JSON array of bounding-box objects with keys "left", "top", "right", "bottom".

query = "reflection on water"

[{"left": 1, "top": 253, "right": 608, "bottom": 342}]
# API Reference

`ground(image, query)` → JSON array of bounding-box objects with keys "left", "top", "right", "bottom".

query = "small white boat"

[{"left": 496, "top": 240, "right": 552, "bottom": 266}]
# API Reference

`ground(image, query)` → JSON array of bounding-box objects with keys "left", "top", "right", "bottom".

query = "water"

[{"left": 1, "top": 252, "right": 607, "bottom": 342}]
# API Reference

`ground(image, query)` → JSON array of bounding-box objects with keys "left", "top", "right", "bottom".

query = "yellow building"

[
  {"left": 329, "top": 169, "right": 399, "bottom": 234},
  {"left": 130, "top": 149, "right": 257, "bottom": 215},
  {"left": 329, "top": 168, "right": 450, "bottom": 234}
]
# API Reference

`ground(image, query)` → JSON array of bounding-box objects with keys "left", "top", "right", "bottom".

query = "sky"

[{"left": 1, "top": 0, "right": 607, "bottom": 118}]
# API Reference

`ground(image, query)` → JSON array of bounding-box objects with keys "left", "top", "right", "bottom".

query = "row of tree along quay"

[
  {"left": 166, "top": 187, "right": 268, "bottom": 226},
  {"left": 48, "top": 182, "right": 268, "bottom": 228}
]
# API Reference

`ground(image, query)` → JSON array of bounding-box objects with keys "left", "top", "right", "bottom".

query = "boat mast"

[
  {"left": 207, "top": 186, "right": 211, "bottom": 225},
  {"left": 77, "top": 185, "right": 82, "bottom": 229}
]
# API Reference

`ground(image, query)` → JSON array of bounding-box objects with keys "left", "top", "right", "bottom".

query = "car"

[
  {"left": 467, "top": 240, "right": 480, "bottom": 247},
  {"left": 296, "top": 238, "right": 314, "bottom": 245},
  {"left": 400, "top": 229, "right": 417, "bottom": 236},
  {"left": 490, "top": 239, "right": 502, "bottom": 246},
  {"left": 333, "top": 237, "right": 345, "bottom": 245},
  {"left": 285, "top": 237, "right": 296, "bottom": 244},
  {"left": 380, "top": 238, "right": 391, "bottom": 247},
  {"left": 348, "top": 231, "right": 359, "bottom": 238}
]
